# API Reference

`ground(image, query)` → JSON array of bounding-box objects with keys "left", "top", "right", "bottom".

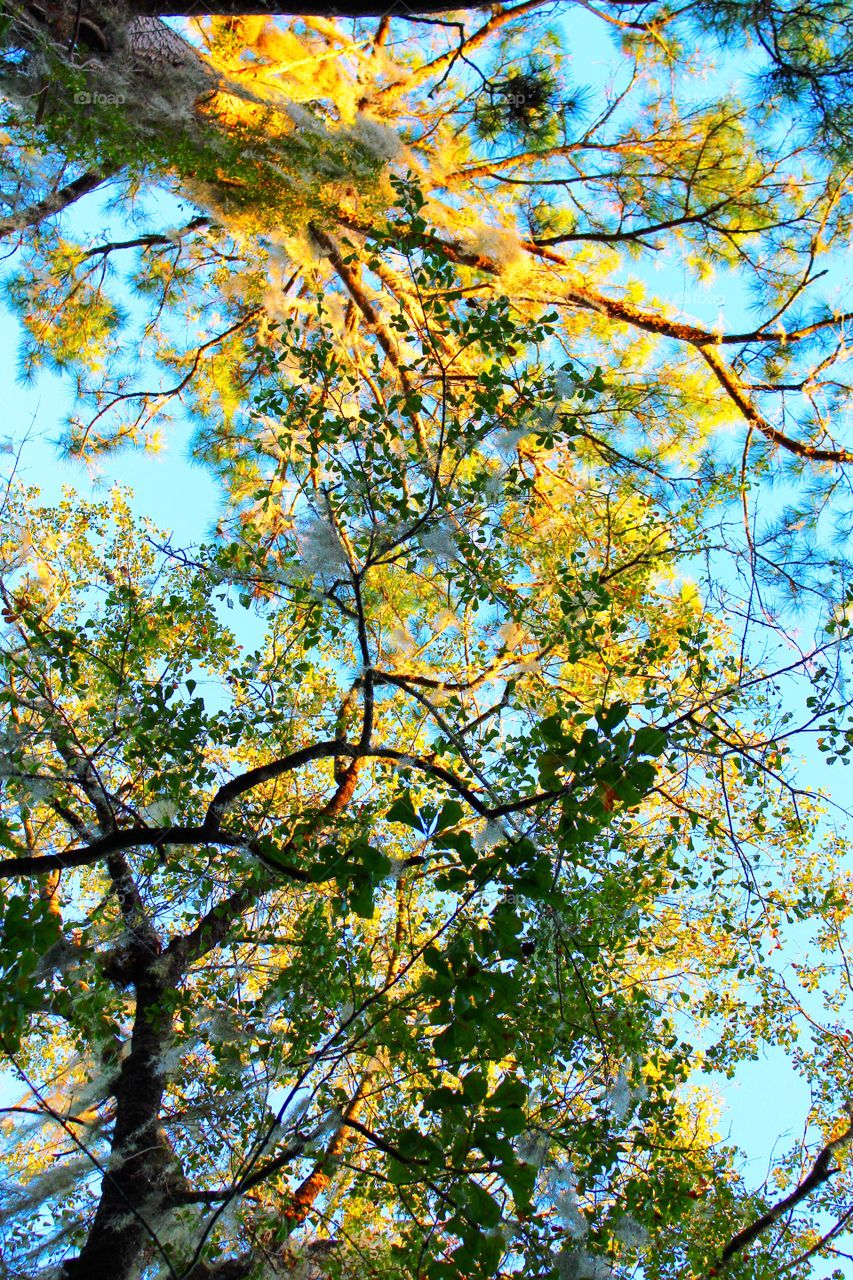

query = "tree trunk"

[{"left": 62, "top": 967, "right": 177, "bottom": 1280}]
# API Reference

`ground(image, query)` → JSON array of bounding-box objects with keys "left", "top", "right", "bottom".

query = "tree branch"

[
  {"left": 714, "top": 1110, "right": 853, "bottom": 1273},
  {"left": 0, "top": 170, "right": 114, "bottom": 241},
  {"left": 699, "top": 346, "right": 853, "bottom": 464},
  {"left": 0, "top": 824, "right": 253, "bottom": 881}
]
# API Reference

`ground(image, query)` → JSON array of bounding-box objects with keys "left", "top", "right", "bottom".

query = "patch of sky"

[{"left": 0, "top": 184, "right": 222, "bottom": 546}]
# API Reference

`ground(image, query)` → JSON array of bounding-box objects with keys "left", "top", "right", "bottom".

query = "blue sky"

[{"left": 0, "top": 307, "right": 222, "bottom": 542}]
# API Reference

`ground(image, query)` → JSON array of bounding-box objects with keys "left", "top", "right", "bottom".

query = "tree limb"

[
  {"left": 714, "top": 1110, "right": 853, "bottom": 1273},
  {"left": 0, "top": 170, "right": 114, "bottom": 241}
]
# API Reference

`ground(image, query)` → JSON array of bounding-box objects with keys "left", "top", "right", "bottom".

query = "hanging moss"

[{"left": 1, "top": 8, "right": 389, "bottom": 236}]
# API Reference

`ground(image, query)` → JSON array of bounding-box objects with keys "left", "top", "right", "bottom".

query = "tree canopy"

[{"left": 1, "top": 4, "right": 853, "bottom": 1280}]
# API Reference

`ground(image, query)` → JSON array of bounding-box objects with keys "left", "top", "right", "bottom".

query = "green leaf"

[
  {"left": 463, "top": 1180, "right": 502, "bottom": 1229},
  {"left": 596, "top": 701, "right": 630, "bottom": 733},
  {"left": 386, "top": 793, "right": 422, "bottom": 830},
  {"left": 349, "top": 879, "right": 376, "bottom": 919},
  {"left": 632, "top": 725, "right": 668, "bottom": 756},
  {"left": 488, "top": 1077, "right": 528, "bottom": 1110},
  {"left": 461, "top": 1070, "right": 488, "bottom": 1104}
]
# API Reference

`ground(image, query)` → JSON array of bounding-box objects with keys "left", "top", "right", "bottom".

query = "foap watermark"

[
  {"left": 73, "top": 90, "right": 126, "bottom": 107},
  {"left": 427, "top": 86, "right": 546, "bottom": 111}
]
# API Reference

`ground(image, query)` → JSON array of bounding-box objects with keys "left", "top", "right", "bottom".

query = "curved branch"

[
  {"left": 699, "top": 346, "right": 853, "bottom": 464},
  {"left": 0, "top": 735, "right": 580, "bottom": 882},
  {"left": 0, "top": 824, "right": 250, "bottom": 881},
  {"left": 204, "top": 739, "right": 346, "bottom": 823},
  {"left": 358, "top": 220, "right": 853, "bottom": 466},
  {"left": 0, "top": 170, "right": 114, "bottom": 241},
  {"left": 714, "top": 1109, "right": 853, "bottom": 1274}
]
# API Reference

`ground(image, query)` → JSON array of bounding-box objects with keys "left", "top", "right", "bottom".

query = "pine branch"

[{"left": 0, "top": 170, "right": 114, "bottom": 241}]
